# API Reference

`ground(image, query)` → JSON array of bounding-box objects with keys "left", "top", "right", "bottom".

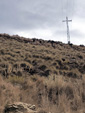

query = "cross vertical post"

[{"left": 62, "top": 16, "right": 72, "bottom": 44}]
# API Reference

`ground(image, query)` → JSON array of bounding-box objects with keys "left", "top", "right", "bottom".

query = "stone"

[{"left": 4, "top": 102, "right": 37, "bottom": 113}]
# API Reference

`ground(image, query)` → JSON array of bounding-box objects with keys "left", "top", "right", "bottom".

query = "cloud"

[{"left": 0, "top": 0, "right": 85, "bottom": 45}]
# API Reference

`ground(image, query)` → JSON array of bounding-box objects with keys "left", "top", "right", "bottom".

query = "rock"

[
  {"left": 29, "top": 105, "right": 36, "bottom": 110},
  {"left": 4, "top": 102, "right": 37, "bottom": 113}
]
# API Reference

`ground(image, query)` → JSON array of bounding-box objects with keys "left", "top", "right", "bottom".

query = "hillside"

[
  {"left": 0, "top": 33, "right": 85, "bottom": 113},
  {"left": 0, "top": 33, "right": 85, "bottom": 78}
]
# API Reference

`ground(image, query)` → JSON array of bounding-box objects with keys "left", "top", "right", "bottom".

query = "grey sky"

[{"left": 0, "top": 0, "right": 85, "bottom": 45}]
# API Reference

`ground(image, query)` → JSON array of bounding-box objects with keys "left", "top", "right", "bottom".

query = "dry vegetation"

[{"left": 0, "top": 34, "right": 85, "bottom": 113}]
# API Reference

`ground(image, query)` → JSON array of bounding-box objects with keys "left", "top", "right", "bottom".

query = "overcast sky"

[{"left": 0, "top": 0, "right": 85, "bottom": 45}]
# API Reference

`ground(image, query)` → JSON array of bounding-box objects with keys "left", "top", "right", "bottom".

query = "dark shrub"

[
  {"left": 20, "top": 63, "right": 26, "bottom": 68},
  {"left": 39, "top": 65, "right": 47, "bottom": 71}
]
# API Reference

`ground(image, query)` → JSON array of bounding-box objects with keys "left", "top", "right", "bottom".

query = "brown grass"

[
  {"left": 0, "top": 74, "right": 84, "bottom": 113},
  {"left": 0, "top": 34, "right": 85, "bottom": 78},
  {"left": 0, "top": 34, "right": 85, "bottom": 113},
  {"left": 0, "top": 76, "right": 20, "bottom": 112}
]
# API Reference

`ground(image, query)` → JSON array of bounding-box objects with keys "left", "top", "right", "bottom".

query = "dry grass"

[
  {"left": 0, "top": 34, "right": 85, "bottom": 78},
  {"left": 0, "top": 76, "right": 20, "bottom": 112},
  {"left": 0, "top": 74, "right": 84, "bottom": 113},
  {"left": 0, "top": 34, "right": 85, "bottom": 113}
]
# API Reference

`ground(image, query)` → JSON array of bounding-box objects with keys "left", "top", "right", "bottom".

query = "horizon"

[{"left": 0, "top": 33, "right": 85, "bottom": 46}]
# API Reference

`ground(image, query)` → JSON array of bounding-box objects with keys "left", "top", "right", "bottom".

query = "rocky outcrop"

[{"left": 4, "top": 102, "right": 37, "bottom": 113}]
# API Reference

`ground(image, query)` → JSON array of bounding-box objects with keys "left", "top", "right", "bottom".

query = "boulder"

[{"left": 4, "top": 102, "right": 37, "bottom": 113}]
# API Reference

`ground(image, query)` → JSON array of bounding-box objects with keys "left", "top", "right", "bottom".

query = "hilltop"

[{"left": 0, "top": 33, "right": 85, "bottom": 113}]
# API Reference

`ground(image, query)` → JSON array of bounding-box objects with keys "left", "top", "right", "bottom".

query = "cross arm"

[
  {"left": 62, "top": 20, "right": 66, "bottom": 22},
  {"left": 68, "top": 20, "right": 72, "bottom": 22},
  {"left": 62, "top": 20, "right": 72, "bottom": 22}
]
